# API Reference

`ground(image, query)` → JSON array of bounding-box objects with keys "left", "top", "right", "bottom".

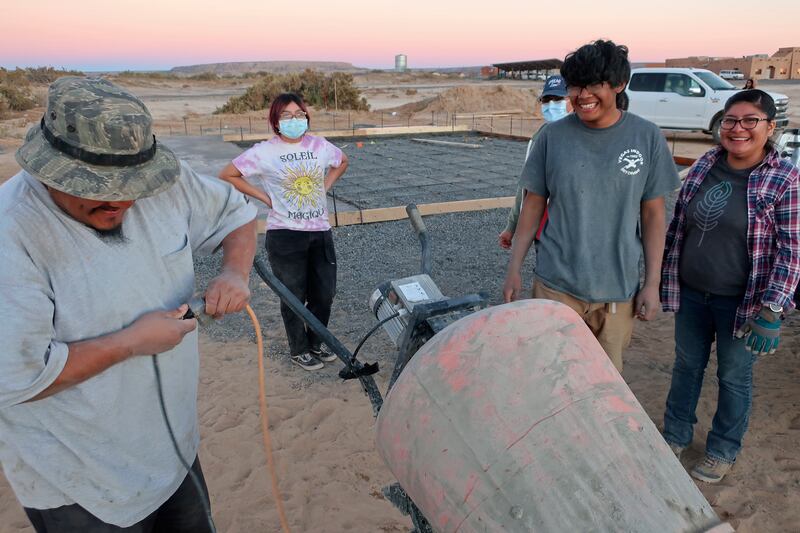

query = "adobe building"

[
  {"left": 481, "top": 66, "right": 499, "bottom": 79},
  {"left": 666, "top": 47, "right": 800, "bottom": 80}
]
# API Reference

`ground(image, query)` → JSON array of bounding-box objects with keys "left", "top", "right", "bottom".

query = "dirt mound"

[{"left": 387, "top": 85, "right": 541, "bottom": 116}]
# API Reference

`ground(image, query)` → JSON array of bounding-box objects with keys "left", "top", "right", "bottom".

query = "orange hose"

[{"left": 245, "top": 304, "right": 291, "bottom": 533}]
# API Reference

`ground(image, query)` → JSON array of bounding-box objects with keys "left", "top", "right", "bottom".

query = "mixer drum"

[{"left": 375, "top": 299, "right": 731, "bottom": 532}]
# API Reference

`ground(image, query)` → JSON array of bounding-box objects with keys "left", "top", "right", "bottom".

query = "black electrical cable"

[
  {"left": 351, "top": 311, "right": 401, "bottom": 361},
  {"left": 152, "top": 355, "right": 216, "bottom": 533}
]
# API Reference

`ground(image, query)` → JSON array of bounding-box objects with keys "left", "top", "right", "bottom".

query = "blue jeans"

[{"left": 663, "top": 285, "right": 757, "bottom": 463}]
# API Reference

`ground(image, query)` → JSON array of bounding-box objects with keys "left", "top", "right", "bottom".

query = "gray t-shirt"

[
  {"left": 504, "top": 123, "right": 549, "bottom": 233},
  {"left": 520, "top": 112, "right": 680, "bottom": 302},
  {"left": 680, "top": 156, "right": 753, "bottom": 296},
  {"left": 0, "top": 164, "right": 256, "bottom": 526}
]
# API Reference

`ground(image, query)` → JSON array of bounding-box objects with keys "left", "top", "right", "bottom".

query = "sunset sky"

[{"left": 1, "top": 0, "right": 798, "bottom": 71}]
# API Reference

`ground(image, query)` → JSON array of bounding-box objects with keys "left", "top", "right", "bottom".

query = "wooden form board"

[
  {"left": 410, "top": 138, "right": 482, "bottom": 149},
  {"left": 255, "top": 196, "right": 515, "bottom": 233},
  {"left": 472, "top": 128, "right": 532, "bottom": 142},
  {"left": 672, "top": 156, "right": 697, "bottom": 167},
  {"left": 223, "top": 125, "right": 471, "bottom": 143}
]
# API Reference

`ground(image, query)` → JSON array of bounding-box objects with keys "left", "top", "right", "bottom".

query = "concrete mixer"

[
  {"left": 254, "top": 205, "right": 733, "bottom": 533},
  {"left": 376, "top": 299, "right": 734, "bottom": 532}
]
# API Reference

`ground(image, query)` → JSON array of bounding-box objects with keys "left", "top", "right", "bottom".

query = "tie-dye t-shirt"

[{"left": 232, "top": 135, "right": 343, "bottom": 231}]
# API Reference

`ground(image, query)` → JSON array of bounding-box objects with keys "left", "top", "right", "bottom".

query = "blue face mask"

[
  {"left": 278, "top": 118, "right": 308, "bottom": 139},
  {"left": 541, "top": 100, "right": 568, "bottom": 122}
]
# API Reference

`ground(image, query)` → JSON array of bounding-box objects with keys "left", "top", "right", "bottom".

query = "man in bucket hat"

[{"left": 0, "top": 77, "right": 257, "bottom": 531}]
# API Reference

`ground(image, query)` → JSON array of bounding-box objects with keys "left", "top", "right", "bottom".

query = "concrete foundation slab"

[{"left": 321, "top": 133, "right": 527, "bottom": 209}]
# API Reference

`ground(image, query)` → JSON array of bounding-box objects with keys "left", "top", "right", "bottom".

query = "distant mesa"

[{"left": 170, "top": 61, "right": 368, "bottom": 76}]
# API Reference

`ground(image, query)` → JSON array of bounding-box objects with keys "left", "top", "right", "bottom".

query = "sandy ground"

[
  {"left": 359, "top": 77, "right": 547, "bottom": 111},
  {"left": 625, "top": 312, "right": 800, "bottom": 532}
]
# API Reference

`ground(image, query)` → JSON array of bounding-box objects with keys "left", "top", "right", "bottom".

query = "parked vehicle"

[
  {"left": 626, "top": 67, "right": 790, "bottom": 142},
  {"left": 719, "top": 69, "right": 745, "bottom": 80},
  {"left": 777, "top": 128, "right": 800, "bottom": 167}
]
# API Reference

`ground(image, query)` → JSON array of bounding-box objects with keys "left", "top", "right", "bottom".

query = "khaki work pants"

[{"left": 533, "top": 280, "right": 634, "bottom": 372}]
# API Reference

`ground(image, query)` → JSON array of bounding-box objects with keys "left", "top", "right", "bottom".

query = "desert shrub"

[
  {"left": 405, "top": 88, "right": 418, "bottom": 95},
  {"left": 241, "top": 71, "right": 271, "bottom": 79},
  {"left": 0, "top": 69, "right": 37, "bottom": 117},
  {"left": 215, "top": 70, "right": 369, "bottom": 114},
  {"left": 22, "top": 66, "right": 84, "bottom": 84},
  {"left": 0, "top": 67, "right": 87, "bottom": 117}
]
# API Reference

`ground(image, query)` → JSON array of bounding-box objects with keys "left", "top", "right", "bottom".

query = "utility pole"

[{"left": 334, "top": 79, "right": 339, "bottom": 112}]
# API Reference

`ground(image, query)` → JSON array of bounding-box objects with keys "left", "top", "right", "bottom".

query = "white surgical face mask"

[
  {"left": 541, "top": 100, "right": 568, "bottom": 122},
  {"left": 278, "top": 118, "right": 308, "bottom": 139}
]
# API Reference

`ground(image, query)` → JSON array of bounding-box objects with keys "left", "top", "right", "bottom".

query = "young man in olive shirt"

[{"left": 503, "top": 40, "right": 680, "bottom": 371}]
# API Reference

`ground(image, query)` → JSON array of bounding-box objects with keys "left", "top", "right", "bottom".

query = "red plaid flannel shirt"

[{"left": 661, "top": 146, "right": 800, "bottom": 334}]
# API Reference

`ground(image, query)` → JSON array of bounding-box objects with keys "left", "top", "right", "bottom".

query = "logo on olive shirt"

[{"left": 618, "top": 149, "right": 644, "bottom": 176}]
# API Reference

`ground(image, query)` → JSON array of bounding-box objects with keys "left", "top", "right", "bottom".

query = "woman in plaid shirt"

[{"left": 660, "top": 90, "right": 800, "bottom": 484}]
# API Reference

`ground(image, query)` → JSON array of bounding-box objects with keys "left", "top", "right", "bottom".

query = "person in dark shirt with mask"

[{"left": 498, "top": 75, "right": 572, "bottom": 249}]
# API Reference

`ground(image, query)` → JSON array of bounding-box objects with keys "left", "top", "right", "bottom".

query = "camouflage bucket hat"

[{"left": 15, "top": 77, "right": 180, "bottom": 201}]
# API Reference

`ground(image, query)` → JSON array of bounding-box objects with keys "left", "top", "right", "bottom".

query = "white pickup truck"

[
  {"left": 719, "top": 69, "right": 745, "bottom": 80},
  {"left": 625, "top": 67, "right": 790, "bottom": 142}
]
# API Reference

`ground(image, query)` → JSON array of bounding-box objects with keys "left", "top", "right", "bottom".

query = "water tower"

[{"left": 395, "top": 54, "right": 408, "bottom": 72}]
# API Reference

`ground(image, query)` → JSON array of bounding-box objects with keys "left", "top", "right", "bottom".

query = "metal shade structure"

[{"left": 492, "top": 58, "right": 563, "bottom": 79}]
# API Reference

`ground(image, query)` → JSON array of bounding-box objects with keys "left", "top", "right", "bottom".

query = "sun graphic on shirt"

[{"left": 280, "top": 162, "right": 323, "bottom": 210}]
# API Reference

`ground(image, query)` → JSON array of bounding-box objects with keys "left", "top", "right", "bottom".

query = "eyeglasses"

[
  {"left": 539, "top": 96, "right": 566, "bottom": 104},
  {"left": 279, "top": 111, "right": 307, "bottom": 120},
  {"left": 566, "top": 82, "right": 608, "bottom": 96},
  {"left": 720, "top": 116, "right": 772, "bottom": 130}
]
